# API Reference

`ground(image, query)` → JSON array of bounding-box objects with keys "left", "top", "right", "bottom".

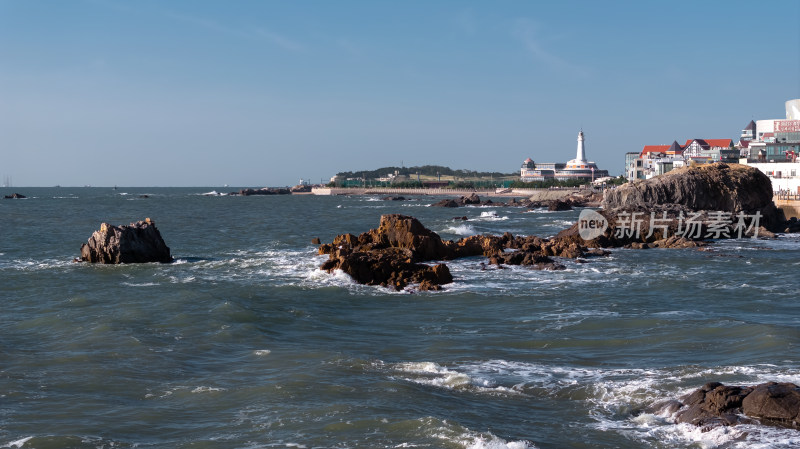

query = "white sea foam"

[
  {"left": 120, "top": 282, "right": 160, "bottom": 287},
  {"left": 389, "top": 360, "right": 800, "bottom": 448},
  {"left": 254, "top": 349, "right": 272, "bottom": 356},
  {"left": 5, "top": 437, "right": 33, "bottom": 448},
  {"left": 191, "top": 386, "right": 225, "bottom": 393},
  {"left": 198, "top": 190, "right": 223, "bottom": 196},
  {"left": 399, "top": 416, "right": 537, "bottom": 449},
  {"left": 442, "top": 224, "right": 477, "bottom": 236},
  {"left": 391, "top": 362, "right": 521, "bottom": 395},
  {"left": 474, "top": 211, "right": 509, "bottom": 222}
]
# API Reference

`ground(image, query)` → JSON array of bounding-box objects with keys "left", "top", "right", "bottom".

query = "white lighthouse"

[{"left": 575, "top": 130, "right": 587, "bottom": 162}]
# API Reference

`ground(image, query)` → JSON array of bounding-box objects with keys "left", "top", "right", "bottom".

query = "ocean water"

[{"left": 2, "top": 187, "right": 800, "bottom": 449}]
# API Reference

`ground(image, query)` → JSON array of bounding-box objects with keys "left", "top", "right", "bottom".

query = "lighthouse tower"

[{"left": 575, "top": 130, "right": 587, "bottom": 162}]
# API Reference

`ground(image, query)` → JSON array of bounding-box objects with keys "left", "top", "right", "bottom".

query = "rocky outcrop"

[
  {"left": 233, "top": 187, "right": 291, "bottom": 196},
  {"left": 3, "top": 193, "right": 26, "bottom": 199},
  {"left": 318, "top": 214, "right": 611, "bottom": 290},
  {"left": 430, "top": 193, "right": 488, "bottom": 207},
  {"left": 80, "top": 218, "right": 173, "bottom": 264},
  {"left": 603, "top": 163, "right": 785, "bottom": 232},
  {"left": 651, "top": 381, "right": 800, "bottom": 430},
  {"left": 318, "top": 214, "right": 454, "bottom": 291}
]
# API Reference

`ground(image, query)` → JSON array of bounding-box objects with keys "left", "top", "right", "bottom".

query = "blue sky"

[{"left": 1, "top": 0, "right": 798, "bottom": 187}]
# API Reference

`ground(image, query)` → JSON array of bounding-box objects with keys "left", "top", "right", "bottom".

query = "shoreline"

[{"left": 310, "top": 186, "right": 601, "bottom": 199}]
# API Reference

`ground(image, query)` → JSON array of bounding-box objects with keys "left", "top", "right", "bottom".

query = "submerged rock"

[{"left": 80, "top": 218, "right": 173, "bottom": 264}]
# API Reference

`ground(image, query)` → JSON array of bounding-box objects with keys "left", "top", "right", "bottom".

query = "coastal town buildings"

[
  {"left": 739, "top": 99, "right": 800, "bottom": 193},
  {"left": 521, "top": 130, "right": 609, "bottom": 182},
  {"left": 624, "top": 99, "right": 800, "bottom": 194}
]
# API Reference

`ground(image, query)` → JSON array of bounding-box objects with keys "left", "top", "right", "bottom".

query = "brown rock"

[
  {"left": 666, "top": 381, "right": 800, "bottom": 429},
  {"left": 80, "top": 219, "right": 172, "bottom": 264},
  {"left": 742, "top": 382, "right": 800, "bottom": 426}
]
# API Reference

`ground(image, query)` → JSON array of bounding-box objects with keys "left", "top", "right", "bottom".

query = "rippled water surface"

[{"left": 1, "top": 188, "right": 799, "bottom": 449}]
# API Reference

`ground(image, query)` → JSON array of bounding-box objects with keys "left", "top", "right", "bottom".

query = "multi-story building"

[{"left": 740, "top": 99, "right": 800, "bottom": 193}]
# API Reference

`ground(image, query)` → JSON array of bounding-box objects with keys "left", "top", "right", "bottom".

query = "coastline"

[{"left": 310, "top": 186, "right": 600, "bottom": 199}]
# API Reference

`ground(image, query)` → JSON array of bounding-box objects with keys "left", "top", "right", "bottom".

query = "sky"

[{"left": 1, "top": 0, "right": 799, "bottom": 187}]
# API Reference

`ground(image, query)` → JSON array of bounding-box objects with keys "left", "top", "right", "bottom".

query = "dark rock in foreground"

[
  {"left": 80, "top": 218, "right": 173, "bottom": 264},
  {"left": 4, "top": 193, "right": 26, "bottom": 199},
  {"left": 650, "top": 381, "right": 800, "bottom": 430}
]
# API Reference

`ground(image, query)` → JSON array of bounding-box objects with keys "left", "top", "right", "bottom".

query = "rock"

[
  {"left": 742, "top": 382, "right": 800, "bottom": 426},
  {"left": 311, "top": 237, "right": 321, "bottom": 245},
  {"left": 663, "top": 381, "right": 800, "bottom": 429},
  {"left": 318, "top": 214, "right": 454, "bottom": 290},
  {"left": 3, "top": 193, "right": 26, "bottom": 199},
  {"left": 290, "top": 184, "right": 312, "bottom": 193},
  {"left": 463, "top": 193, "right": 481, "bottom": 205},
  {"left": 235, "top": 187, "right": 291, "bottom": 196},
  {"left": 80, "top": 218, "right": 173, "bottom": 264},
  {"left": 547, "top": 199, "right": 573, "bottom": 211},
  {"left": 431, "top": 199, "right": 460, "bottom": 207},
  {"left": 602, "top": 163, "right": 785, "bottom": 232},
  {"left": 382, "top": 196, "right": 406, "bottom": 201},
  {"left": 430, "top": 193, "right": 491, "bottom": 207},
  {"left": 751, "top": 226, "right": 776, "bottom": 239}
]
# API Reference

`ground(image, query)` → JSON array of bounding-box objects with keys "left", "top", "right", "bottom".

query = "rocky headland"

[{"left": 80, "top": 218, "right": 173, "bottom": 264}]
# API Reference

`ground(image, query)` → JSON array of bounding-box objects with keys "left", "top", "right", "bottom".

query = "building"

[
  {"left": 739, "top": 99, "right": 800, "bottom": 193},
  {"left": 521, "top": 130, "right": 609, "bottom": 182}
]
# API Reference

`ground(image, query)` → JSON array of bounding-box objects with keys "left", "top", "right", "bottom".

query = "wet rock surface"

[
  {"left": 80, "top": 218, "right": 173, "bottom": 264},
  {"left": 318, "top": 214, "right": 609, "bottom": 290},
  {"left": 649, "top": 381, "right": 800, "bottom": 430}
]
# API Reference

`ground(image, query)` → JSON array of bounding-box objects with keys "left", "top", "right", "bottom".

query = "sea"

[{"left": 2, "top": 187, "right": 800, "bottom": 449}]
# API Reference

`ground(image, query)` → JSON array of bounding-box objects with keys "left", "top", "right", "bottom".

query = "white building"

[
  {"left": 739, "top": 99, "right": 800, "bottom": 194},
  {"left": 521, "top": 130, "right": 609, "bottom": 182}
]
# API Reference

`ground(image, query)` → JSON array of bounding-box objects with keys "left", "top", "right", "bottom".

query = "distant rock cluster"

[{"left": 429, "top": 192, "right": 602, "bottom": 210}]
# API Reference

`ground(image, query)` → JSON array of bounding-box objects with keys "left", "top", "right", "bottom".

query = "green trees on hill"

[{"left": 335, "top": 165, "right": 514, "bottom": 180}]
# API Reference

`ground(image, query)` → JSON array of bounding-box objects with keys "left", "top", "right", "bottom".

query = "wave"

[
  {"left": 474, "top": 211, "right": 509, "bottom": 222},
  {"left": 381, "top": 359, "right": 800, "bottom": 448},
  {"left": 442, "top": 224, "right": 477, "bottom": 236},
  {"left": 385, "top": 416, "right": 536, "bottom": 449}
]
